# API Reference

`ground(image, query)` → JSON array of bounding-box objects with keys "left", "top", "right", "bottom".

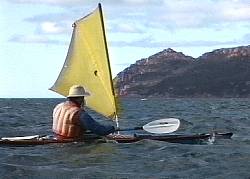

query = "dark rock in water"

[{"left": 115, "top": 45, "right": 250, "bottom": 98}]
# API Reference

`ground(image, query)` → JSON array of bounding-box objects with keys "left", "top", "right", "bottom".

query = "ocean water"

[{"left": 0, "top": 98, "right": 250, "bottom": 179}]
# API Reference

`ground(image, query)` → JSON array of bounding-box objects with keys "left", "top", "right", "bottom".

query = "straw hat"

[{"left": 67, "top": 85, "right": 90, "bottom": 97}]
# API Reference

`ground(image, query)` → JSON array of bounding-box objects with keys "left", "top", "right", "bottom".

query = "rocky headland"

[{"left": 114, "top": 45, "right": 250, "bottom": 98}]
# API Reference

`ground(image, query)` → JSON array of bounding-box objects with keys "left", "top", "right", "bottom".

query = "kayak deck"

[
  {"left": 107, "top": 132, "right": 233, "bottom": 144},
  {"left": 0, "top": 132, "right": 233, "bottom": 146}
]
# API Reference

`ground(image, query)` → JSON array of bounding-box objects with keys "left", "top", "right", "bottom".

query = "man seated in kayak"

[{"left": 52, "top": 85, "right": 115, "bottom": 139}]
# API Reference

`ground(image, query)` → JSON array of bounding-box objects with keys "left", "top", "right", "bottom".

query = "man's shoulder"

[
  {"left": 57, "top": 101, "right": 67, "bottom": 106},
  {"left": 54, "top": 101, "right": 67, "bottom": 109}
]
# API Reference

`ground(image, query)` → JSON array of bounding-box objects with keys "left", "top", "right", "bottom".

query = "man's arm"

[{"left": 80, "top": 112, "right": 115, "bottom": 136}]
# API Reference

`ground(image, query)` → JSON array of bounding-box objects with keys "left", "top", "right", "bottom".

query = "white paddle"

[{"left": 117, "top": 118, "right": 180, "bottom": 134}]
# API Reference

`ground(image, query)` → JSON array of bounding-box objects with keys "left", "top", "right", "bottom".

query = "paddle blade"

[{"left": 143, "top": 118, "right": 180, "bottom": 134}]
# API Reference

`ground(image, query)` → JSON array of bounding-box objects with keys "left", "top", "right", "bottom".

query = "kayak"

[
  {"left": 108, "top": 132, "right": 233, "bottom": 144},
  {"left": 0, "top": 132, "right": 233, "bottom": 146}
]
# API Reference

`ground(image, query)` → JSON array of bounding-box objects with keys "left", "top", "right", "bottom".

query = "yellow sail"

[{"left": 50, "top": 4, "right": 117, "bottom": 119}]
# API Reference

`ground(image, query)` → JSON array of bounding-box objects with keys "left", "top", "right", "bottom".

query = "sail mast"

[{"left": 98, "top": 3, "right": 118, "bottom": 119}]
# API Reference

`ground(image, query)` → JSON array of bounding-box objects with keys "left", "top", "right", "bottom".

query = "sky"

[{"left": 0, "top": 0, "right": 250, "bottom": 98}]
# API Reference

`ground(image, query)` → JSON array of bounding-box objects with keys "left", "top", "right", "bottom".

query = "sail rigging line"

[
  {"left": 98, "top": 3, "right": 119, "bottom": 121},
  {"left": 115, "top": 115, "right": 120, "bottom": 134}
]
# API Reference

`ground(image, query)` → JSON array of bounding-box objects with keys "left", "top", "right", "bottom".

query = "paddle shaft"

[
  {"left": 114, "top": 118, "right": 180, "bottom": 134},
  {"left": 116, "top": 127, "right": 143, "bottom": 132},
  {"left": 116, "top": 121, "right": 171, "bottom": 132},
  {"left": 116, "top": 123, "right": 172, "bottom": 131}
]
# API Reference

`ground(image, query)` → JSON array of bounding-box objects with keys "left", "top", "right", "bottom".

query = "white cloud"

[
  {"left": 6, "top": 0, "right": 250, "bottom": 48},
  {"left": 110, "top": 36, "right": 246, "bottom": 48},
  {"left": 152, "top": 0, "right": 250, "bottom": 29},
  {"left": 7, "top": 0, "right": 84, "bottom": 6},
  {"left": 6, "top": 0, "right": 163, "bottom": 6},
  {"left": 25, "top": 13, "right": 74, "bottom": 23},
  {"left": 41, "top": 22, "right": 62, "bottom": 33},
  {"left": 9, "top": 34, "right": 66, "bottom": 45},
  {"left": 122, "top": 0, "right": 163, "bottom": 6},
  {"left": 111, "top": 23, "right": 143, "bottom": 33},
  {"left": 9, "top": 0, "right": 250, "bottom": 31},
  {"left": 24, "top": 13, "right": 75, "bottom": 35},
  {"left": 221, "top": 6, "right": 250, "bottom": 21}
]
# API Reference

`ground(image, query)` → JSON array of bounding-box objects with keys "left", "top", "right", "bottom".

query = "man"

[{"left": 52, "top": 85, "right": 115, "bottom": 139}]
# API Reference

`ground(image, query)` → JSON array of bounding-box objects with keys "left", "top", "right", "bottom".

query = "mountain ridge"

[{"left": 115, "top": 45, "right": 250, "bottom": 98}]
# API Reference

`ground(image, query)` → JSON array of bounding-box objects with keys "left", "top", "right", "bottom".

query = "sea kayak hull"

[
  {"left": 0, "top": 132, "right": 233, "bottom": 146},
  {"left": 107, "top": 132, "right": 233, "bottom": 144}
]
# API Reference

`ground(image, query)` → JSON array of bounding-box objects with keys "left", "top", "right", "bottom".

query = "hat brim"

[{"left": 67, "top": 92, "right": 90, "bottom": 97}]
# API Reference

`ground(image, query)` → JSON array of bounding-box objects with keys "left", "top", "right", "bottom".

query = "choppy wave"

[{"left": 0, "top": 98, "right": 250, "bottom": 178}]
